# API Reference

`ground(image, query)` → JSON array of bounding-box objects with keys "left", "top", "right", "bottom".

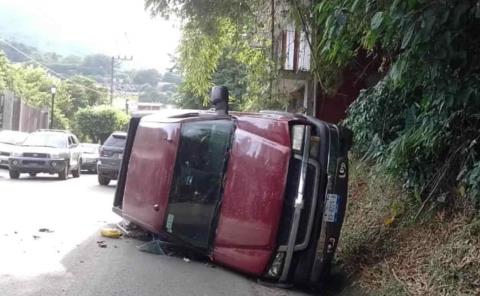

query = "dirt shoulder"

[{"left": 333, "top": 159, "right": 480, "bottom": 296}]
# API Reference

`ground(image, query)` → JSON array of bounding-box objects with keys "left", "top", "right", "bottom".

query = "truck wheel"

[
  {"left": 72, "top": 163, "right": 81, "bottom": 178},
  {"left": 9, "top": 170, "right": 20, "bottom": 179},
  {"left": 98, "top": 175, "right": 110, "bottom": 186},
  {"left": 29, "top": 173, "right": 37, "bottom": 177},
  {"left": 58, "top": 163, "right": 68, "bottom": 180}
]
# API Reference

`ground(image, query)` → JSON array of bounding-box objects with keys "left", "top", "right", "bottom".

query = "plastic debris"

[
  {"left": 96, "top": 240, "right": 107, "bottom": 248},
  {"left": 101, "top": 227, "right": 123, "bottom": 239},
  {"left": 137, "top": 240, "right": 172, "bottom": 255},
  {"left": 183, "top": 257, "right": 190, "bottom": 263},
  {"left": 38, "top": 228, "right": 54, "bottom": 233}
]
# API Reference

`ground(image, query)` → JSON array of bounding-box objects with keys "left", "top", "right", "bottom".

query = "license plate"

[{"left": 324, "top": 194, "right": 341, "bottom": 223}]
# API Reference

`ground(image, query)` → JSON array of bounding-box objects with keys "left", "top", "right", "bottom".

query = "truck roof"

[{"left": 140, "top": 109, "right": 306, "bottom": 124}]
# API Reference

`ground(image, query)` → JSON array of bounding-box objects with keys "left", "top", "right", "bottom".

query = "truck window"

[
  {"left": 104, "top": 134, "right": 127, "bottom": 148},
  {"left": 165, "top": 120, "right": 234, "bottom": 250}
]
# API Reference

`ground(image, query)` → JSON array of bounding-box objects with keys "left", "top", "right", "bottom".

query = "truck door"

[{"left": 164, "top": 120, "right": 234, "bottom": 251}]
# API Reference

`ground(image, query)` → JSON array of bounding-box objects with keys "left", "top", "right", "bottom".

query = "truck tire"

[
  {"left": 72, "top": 162, "right": 81, "bottom": 178},
  {"left": 58, "top": 163, "right": 68, "bottom": 180},
  {"left": 9, "top": 170, "right": 20, "bottom": 179},
  {"left": 98, "top": 175, "right": 110, "bottom": 186}
]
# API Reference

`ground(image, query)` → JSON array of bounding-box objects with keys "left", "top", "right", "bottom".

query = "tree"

[
  {"left": 0, "top": 51, "right": 13, "bottom": 90},
  {"left": 80, "top": 54, "right": 112, "bottom": 77},
  {"left": 311, "top": 0, "right": 480, "bottom": 203},
  {"left": 138, "top": 85, "right": 168, "bottom": 103},
  {"left": 133, "top": 68, "right": 162, "bottom": 86},
  {"left": 145, "top": 0, "right": 275, "bottom": 110},
  {"left": 162, "top": 71, "right": 182, "bottom": 84},
  {"left": 63, "top": 75, "right": 108, "bottom": 117},
  {"left": 74, "top": 106, "right": 129, "bottom": 143}
]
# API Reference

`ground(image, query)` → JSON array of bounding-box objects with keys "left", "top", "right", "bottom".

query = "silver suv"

[{"left": 9, "top": 130, "right": 82, "bottom": 180}]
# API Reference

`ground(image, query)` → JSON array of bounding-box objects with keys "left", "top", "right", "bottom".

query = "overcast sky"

[{"left": 0, "top": 0, "right": 181, "bottom": 72}]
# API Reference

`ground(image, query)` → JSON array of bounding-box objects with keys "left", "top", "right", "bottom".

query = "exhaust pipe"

[{"left": 210, "top": 86, "right": 229, "bottom": 115}]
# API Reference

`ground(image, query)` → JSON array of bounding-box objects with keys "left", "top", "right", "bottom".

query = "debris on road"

[
  {"left": 183, "top": 257, "right": 190, "bottom": 263},
  {"left": 32, "top": 235, "right": 40, "bottom": 240},
  {"left": 38, "top": 228, "right": 54, "bottom": 233},
  {"left": 101, "top": 227, "right": 122, "bottom": 238},
  {"left": 137, "top": 239, "right": 172, "bottom": 255},
  {"left": 117, "top": 220, "right": 151, "bottom": 241},
  {"left": 96, "top": 240, "right": 107, "bottom": 248}
]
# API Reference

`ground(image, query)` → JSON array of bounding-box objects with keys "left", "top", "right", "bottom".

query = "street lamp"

[{"left": 50, "top": 85, "right": 56, "bottom": 129}]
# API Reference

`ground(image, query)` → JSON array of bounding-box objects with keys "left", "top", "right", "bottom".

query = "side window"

[
  {"left": 166, "top": 120, "right": 234, "bottom": 249},
  {"left": 68, "top": 136, "right": 74, "bottom": 146},
  {"left": 72, "top": 135, "right": 79, "bottom": 145}
]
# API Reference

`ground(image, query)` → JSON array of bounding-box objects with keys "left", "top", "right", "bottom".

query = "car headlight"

[
  {"left": 50, "top": 153, "right": 61, "bottom": 159},
  {"left": 291, "top": 125, "right": 305, "bottom": 152},
  {"left": 10, "top": 152, "right": 22, "bottom": 157},
  {"left": 267, "top": 252, "right": 285, "bottom": 278}
]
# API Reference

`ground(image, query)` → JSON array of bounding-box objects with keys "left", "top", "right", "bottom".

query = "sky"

[{"left": 0, "top": 0, "right": 181, "bottom": 72}]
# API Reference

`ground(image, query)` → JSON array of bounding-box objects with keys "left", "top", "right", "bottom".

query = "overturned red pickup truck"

[{"left": 113, "top": 86, "right": 352, "bottom": 288}]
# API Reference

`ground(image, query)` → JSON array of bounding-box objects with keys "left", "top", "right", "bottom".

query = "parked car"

[
  {"left": 113, "top": 87, "right": 352, "bottom": 289},
  {"left": 97, "top": 132, "right": 127, "bottom": 186},
  {"left": 79, "top": 143, "right": 100, "bottom": 173},
  {"left": 8, "top": 129, "right": 82, "bottom": 180},
  {"left": 0, "top": 130, "right": 29, "bottom": 168}
]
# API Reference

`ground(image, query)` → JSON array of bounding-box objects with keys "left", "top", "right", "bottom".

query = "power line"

[{"left": 0, "top": 38, "right": 107, "bottom": 95}]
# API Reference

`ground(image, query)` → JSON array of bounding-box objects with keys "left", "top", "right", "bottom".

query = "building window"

[{"left": 281, "top": 25, "right": 311, "bottom": 72}]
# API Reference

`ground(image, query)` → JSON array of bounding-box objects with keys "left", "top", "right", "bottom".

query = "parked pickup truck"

[{"left": 113, "top": 86, "right": 351, "bottom": 289}]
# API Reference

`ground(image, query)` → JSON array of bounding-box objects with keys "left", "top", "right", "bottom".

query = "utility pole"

[
  {"left": 110, "top": 56, "right": 114, "bottom": 105},
  {"left": 110, "top": 55, "right": 133, "bottom": 105},
  {"left": 50, "top": 85, "right": 56, "bottom": 129}
]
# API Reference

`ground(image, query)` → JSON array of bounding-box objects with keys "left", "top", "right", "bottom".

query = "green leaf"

[
  {"left": 453, "top": 1, "right": 471, "bottom": 28},
  {"left": 401, "top": 23, "right": 415, "bottom": 49},
  {"left": 371, "top": 11, "right": 384, "bottom": 30},
  {"left": 350, "top": 0, "right": 361, "bottom": 12}
]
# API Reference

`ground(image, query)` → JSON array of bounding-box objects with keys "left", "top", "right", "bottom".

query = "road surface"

[{"left": 0, "top": 169, "right": 305, "bottom": 296}]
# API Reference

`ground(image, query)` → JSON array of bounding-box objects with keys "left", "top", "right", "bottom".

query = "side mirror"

[{"left": 210, "top": 86, "right": 229, "bottom": 115}]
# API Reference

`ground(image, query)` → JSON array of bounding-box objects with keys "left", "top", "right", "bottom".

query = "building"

[{"left": 272, "top": 0, "right": 380, "bottom": 123}]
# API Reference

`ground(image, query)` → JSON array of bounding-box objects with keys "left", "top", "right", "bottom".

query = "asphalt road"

[{"left": 0, "top": 168, "right": 306, "bottom": 296}]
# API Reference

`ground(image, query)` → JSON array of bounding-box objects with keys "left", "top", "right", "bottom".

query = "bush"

[{"left": 74, "top": 106, "right": 129, "bottom": 143}]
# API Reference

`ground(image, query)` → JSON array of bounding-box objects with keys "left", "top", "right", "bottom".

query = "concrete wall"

[{"left": 0, "top": 90, "right": 49, "bottom": 132}]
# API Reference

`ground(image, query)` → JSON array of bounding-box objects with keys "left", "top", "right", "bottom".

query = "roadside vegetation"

[
  {"left": 339, "top": 159, "right": 479, "bottom": 295},
  {"left": 0, "top": 50, "right": 127, "bottom": 142}
]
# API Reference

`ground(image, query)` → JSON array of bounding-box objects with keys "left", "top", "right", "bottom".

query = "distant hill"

[{"left": 0, "top": 40, "right": 182, "bottom": 102}]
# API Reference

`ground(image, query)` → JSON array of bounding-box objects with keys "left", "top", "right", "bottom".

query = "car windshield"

[
  {"left": 80, "top": 144, "right": 99, "bottom": 154},
  {"left": 22, "top": 132, "right": 67, "bottom": 148},
  {"left": 165, "top": 120, "right": 234, "bottom": 250},
  {"left": 0, "top": 131, "right": 28, "bottom": 145},
  {"left": 104, "top": 134, "right": 126, "bottom": 148}
]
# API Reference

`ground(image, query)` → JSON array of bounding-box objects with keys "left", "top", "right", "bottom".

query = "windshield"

[
  {"left": 104, "top": 134, "right": 127, "bottom": 148},
  {"left": 0, "top": 131, "right": 29, "bottom": 145},
  {"left": 165, "top": 120, "right": 234, "bottom": 250},
  {"left": 80, "top": 144, "right": 100, "bottom": 154},
  {"left": 22, "top": 133, "right": 67, "bottom": 148}
]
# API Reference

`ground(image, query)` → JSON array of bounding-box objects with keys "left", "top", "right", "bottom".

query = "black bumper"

[
  {"left": 81, "top": 160, "right": 98, "bottom": 171},
  {"left": 9, "top": 157, "right": 66, "bottom": 174},
  {"left": 97, "top": 163, "right": 119, "bottom": 180}
]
